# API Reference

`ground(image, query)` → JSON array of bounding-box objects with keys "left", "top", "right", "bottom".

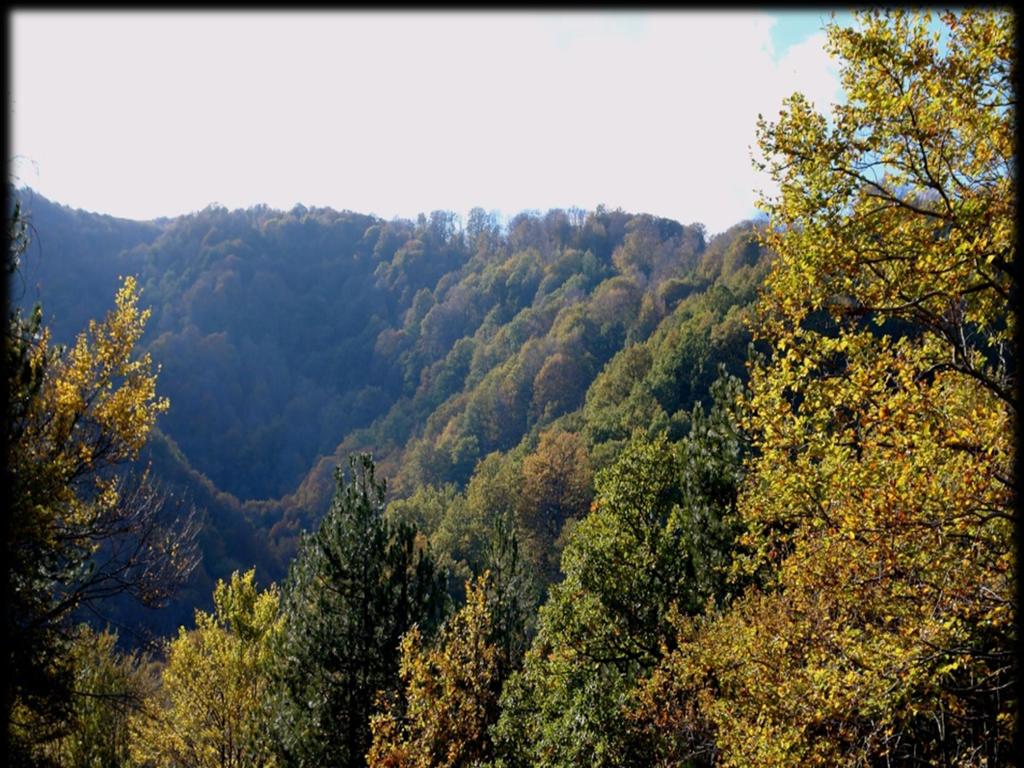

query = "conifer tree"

[{"left": 271, "top": 455, "right": 446, "bottom": 768}]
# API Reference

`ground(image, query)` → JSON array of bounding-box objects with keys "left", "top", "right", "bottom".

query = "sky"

[{"left": 10, "top": 10, "right": 854, "bottom": 236}]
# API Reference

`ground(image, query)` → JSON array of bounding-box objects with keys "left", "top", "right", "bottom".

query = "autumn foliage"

[
  {"left": 636, "top": 9, "right": 1016, "bottom": 765},
  {"left": 6, "top": 9, "right": 1014, "bottom": 767}
]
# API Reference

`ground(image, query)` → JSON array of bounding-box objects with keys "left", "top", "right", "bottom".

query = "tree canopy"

[
  {"left": 6, "top": 11, "right": 1013, "bottom": 764},
  {"left": 5, "top": 201, "right": 197, "bottom": 765},
  {"left": 637, "top": 9, "right": 1016, "bottom": 765}
]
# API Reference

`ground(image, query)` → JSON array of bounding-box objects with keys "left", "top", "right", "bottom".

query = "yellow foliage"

[
  {"left": 638, "top": 10, "right": 1015, "bottom": 765},
  {"left": 20, "top": 275, "right": 168, "bottom": 531},
  {"left": 130, "top": 570, "right": 282, "bottom": 768},
  {"left": 368, "top": 573, "right": 504, "bottom": 768}
]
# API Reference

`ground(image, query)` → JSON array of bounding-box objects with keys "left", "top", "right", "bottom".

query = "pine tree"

[{"left": 270, "top": 455, "right": 446, "bottom": 768}]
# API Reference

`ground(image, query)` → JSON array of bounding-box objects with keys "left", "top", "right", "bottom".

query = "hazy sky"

[{"left": 11, "top": 10, "right": 851, "bottom": 235}]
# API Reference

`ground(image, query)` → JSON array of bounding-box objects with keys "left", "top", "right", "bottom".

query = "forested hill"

[
  {"left": 14, "top": 186, "right": 771, "bottom": 633},
  {"left": 10, "top": 12, "right": 1014, "bottom": 765}
]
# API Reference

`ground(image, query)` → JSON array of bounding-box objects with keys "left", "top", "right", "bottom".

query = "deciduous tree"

[
  {"left": 5, "top": 199, "right": 197, "bottom": 764},
  {"left": 131, "top": 569, "right": 280, "bottom": 768},
  {"left": 495, "top": 379, "right": 746, "bottom": 767},
  {"left": 638, "top": 10, "right": 1016, "bottom": 765},
  {"left": 367, "top": 573, "right": 509, "bottom": 768},
  {"left": 40, "top": 626, "right": 156, "bottom": 768}
]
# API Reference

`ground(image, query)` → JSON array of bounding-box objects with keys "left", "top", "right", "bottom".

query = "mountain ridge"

[{"left": 12, "top": 185, "right": 771, "bottom": 637}]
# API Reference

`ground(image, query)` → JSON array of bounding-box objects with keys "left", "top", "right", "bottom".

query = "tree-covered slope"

[
  {"left": 14, "top": 187, "right": 772, "bottom": 634},
  {"left": 11, "top": 11, "right": 1012, "bottom": 766}
]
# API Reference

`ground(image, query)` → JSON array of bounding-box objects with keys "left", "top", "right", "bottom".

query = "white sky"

[{"left": 10, "top": 11, "right": 845, "bottom": 235}]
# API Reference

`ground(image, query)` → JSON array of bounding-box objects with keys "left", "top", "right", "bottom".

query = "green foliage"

[
  {"left": 22, "top": 191, "right": 771, "bottom": 644},
  {"left": 19, "top": 192, "right": 777, "bottom": 768},
  {"left": 364, "top": 517, "right": 531, "bottom": 768},
  {"left": 33, "top": 626, "right": 155, "bottom": 768},
  {"left": 494, "top": 436, "right": 682, "bottom": 767},
  {"left": 581, "top": 274, "right": 760, "bottom": 472},
  {"left": 386, "top": 483, "right": 490, "bottom": 605},
  {"left": 367, "top": 572, "right": 516, "bottom": 768},
  {"left": 270, "top": 455, "right": 446, "bottom": 768},
  {"left": 495, "top": 377, "right": 747, "bottom": 767},
  {"left": 21, "top": 190, "right": 741, "bottom": 511},
  {"left": 12, "top": 12, "right": 1013, "bottom": 766}
]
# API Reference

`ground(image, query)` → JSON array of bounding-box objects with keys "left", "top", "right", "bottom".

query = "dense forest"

[
  {"left": 5, "top": 10, "right": 1016, "bottom": 767},
  {"left": 11, "top": 168, "right": 766, "bottom": 637}
]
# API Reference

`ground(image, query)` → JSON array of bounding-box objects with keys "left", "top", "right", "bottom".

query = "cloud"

[{"left": 11, "top": 11, "right": 842, "bottom": 234}]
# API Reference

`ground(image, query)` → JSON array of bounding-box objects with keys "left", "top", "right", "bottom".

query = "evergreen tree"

[{"left": 270, "top": 455, "right": 446, "bottom": 768}]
